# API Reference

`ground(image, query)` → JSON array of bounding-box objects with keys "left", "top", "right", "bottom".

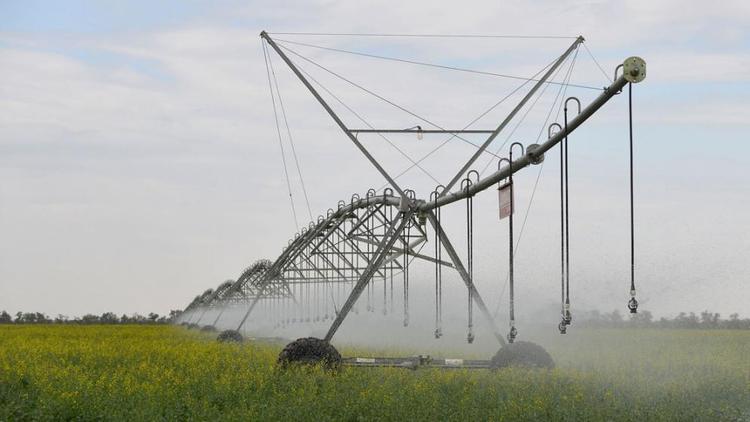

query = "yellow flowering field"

[{"left": 1, "top": 325, "right": 748, "bottom": 421}]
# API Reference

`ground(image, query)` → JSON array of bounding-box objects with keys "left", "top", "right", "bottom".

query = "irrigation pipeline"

[
  {"left": 179, "top": 33, "right": 647, "bottom": 368},
  {"left": 418, "top": 73, "right": 630, "bottom": 212}
]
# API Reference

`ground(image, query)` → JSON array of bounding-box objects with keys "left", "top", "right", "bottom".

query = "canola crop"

[{"left": 1, "top": 325, "right": 748, "bottom": 421}]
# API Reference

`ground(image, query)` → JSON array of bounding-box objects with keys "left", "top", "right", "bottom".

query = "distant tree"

[
  {"left": 14, "top": 312, "right": 22, "bottom": 323},
  {"left": 0, "top": 311, "right": 11, "bottom": 324},
  {"left": 630, "top": 310, "right": 653, "bottom": 327},
  {"left": 100, "top": 312, "right": 119, "bottom": 324},
  {"left": 80, "top": 314, "right": 101, "bottom": 324},
  {"left": 700, "top": 311, "right": 720, "bottom": 329},
  {"left": 147, "top": 313, "right": 159, "bottom": 323},
  {"left": 54, "top": 314, "right": 69, "bottom": 324},
  {"left": 727, "top": 313, "right": 741, "bottom": 329},
  {"left": 130, "top": 313, "right": 146, "bottom": 324},
  {"left": 168, "top": 310, "right": 182, "bottom": 322},
  {"left": 608, "top": 310, "right": 623, "bottom": 327}
]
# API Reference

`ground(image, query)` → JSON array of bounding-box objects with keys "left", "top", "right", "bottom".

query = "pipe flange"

[
  {"left": 623, "top": 56, "right": 646, "bottom": 83},
  {"left": 527, "top": 143, "right": 545, "bottom": 165}
]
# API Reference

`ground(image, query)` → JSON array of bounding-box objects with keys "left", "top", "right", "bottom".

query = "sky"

[{"left": 1, "top": 0, "right": 749, "bottom": 324}]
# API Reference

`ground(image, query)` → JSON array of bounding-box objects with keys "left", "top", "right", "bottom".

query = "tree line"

[
  {"left": 0, "top": 310, "right": 182, "bottom": 325},
  {"left": 1, "top": 309, "right": 748, "bottom": 329},
  {"left": 576, "top": 309, "right": 750, "bottom": 330}
]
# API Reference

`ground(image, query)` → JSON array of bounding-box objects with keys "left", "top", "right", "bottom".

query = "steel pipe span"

[{"left": 419, "top": 73, "right": 630, "bottom": 211}]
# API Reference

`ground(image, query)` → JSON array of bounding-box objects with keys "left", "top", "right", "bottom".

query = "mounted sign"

[{"left": 498, "top": 181, "right": 513, "bottom": 220}]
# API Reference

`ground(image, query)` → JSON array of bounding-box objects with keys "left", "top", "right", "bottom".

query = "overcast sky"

[{"left": 1, "top": 0, "right": 748, "bottom": 321}]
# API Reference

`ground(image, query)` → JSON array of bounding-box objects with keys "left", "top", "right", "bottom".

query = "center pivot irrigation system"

[{"left": 177, "top": 31, "right": 647, "bottom": 369}]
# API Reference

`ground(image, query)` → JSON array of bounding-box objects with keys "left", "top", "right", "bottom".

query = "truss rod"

[
  {"left": 350, "top": 129, "right": 495, "bottom": 134},
  {"left": 325, "top": 212, "right": 410, "bottom": 341},
  {"left": 261, "top": 31, "right": 406, "bottom": 198},
  {"left": 427, "top": 211, "right": 506, "bottom": 346}
]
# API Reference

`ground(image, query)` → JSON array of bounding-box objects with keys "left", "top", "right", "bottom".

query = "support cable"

[
  {"left": 269, "top": 32, "right": 579, "bottom": 39},
  {"left": 263, "top": 41, "right": 299, "bottom": 230},
  {"left": 478, "top": 51, "right": 575, "bottom": 177},
  {"left": 294, "top": 63, "right": 442, "bottom": 185},
  {"left": 378, "top": 58, "right": 560, "bottom": 190},
  {"left": 275, "top": 39, "right": 601, "bottom": 91},
  {"left": 266, "top": 45, "right": 314, "bottom": 221},
  {"left": 278, "top": 44, "right": 504, "bottom": 158},
  {"left": 582, "top": 43, "right": 612, "bottom": 84}
]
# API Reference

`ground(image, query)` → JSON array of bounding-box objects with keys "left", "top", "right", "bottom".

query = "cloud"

[{"left": 0, "top": 1, "right": 748, "bottom": 319}]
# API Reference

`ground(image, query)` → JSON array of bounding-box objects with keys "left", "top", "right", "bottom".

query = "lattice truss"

[{"left": 178, "top": 31, "right": 646, "bottom": 346}]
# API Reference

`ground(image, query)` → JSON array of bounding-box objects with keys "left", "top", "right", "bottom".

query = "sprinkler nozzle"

[
  {"left": 507, "top": 326, "right": 518, "bottom": 344},
  {"left": 628, "top": 296, "right": 639, "bottom": 314}
]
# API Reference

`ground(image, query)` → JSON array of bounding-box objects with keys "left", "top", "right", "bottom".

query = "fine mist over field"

[{"left": 3, "top": 324, "right": 749, "bottom": 420}]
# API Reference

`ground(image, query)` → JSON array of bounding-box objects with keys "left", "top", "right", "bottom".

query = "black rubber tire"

[
  {"left": 277, "top": 337, "right": 341, "bottom": 370},
  {"left": 200, "top": 325, "right": 217, "bottom": 333},
  {"left": 217, "top": 330, "right": 244, "bottom": 343},
  {"left": 490, "top": 341, "right": 555, "bottom": 369}
]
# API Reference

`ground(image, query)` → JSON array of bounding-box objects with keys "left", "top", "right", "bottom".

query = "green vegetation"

[{"left": 1, "top": 325, "right": 748, "bottom": 421}]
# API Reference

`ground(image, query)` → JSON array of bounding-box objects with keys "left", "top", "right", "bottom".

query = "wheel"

[
  {"left": 277, "top": 337, "right": 341, "bottom": 369},
  {"left": 217, "top": 329, "right": 243, "bottom": 343},
  {"left": 490, "top": 341, "right": 555, "bottom": 369}
]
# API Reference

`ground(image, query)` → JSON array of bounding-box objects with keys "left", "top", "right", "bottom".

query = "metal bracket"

[{"left": 527, "top": 143, "right": 544, "bottom": 164}]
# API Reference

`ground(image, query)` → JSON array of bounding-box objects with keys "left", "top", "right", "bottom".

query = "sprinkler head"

[
  {"left": 564, "top": 310, "right": 573, "bottom": 325},
  {"left": 434, "top": 327, "right": 442, "bottom": 339},
  {"left": 628, "top": 296, "right": 639, "bottom": 314},
  {"left": 558, "top": 320, "right": 567, "bottom": 334},
  {"left": 418, "top": 212, "right": 427, "bottom": 226},
  {"left": 467, "top": 332, "right": 475, "bottom": 344},
  {"left": 507, "top": 326, "right": 518, "bottom": 344}
]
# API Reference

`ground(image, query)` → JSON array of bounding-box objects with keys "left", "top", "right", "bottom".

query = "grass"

[{"left": 1, "top": 325, "right": 748, "bottom": 421}]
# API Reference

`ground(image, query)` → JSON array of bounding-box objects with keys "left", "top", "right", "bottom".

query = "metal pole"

[
  {"left": 427, "top": 211, "right": 506, "bottom": 346},
  {"left": 442, "top": 36, "right": 584, "bottom": 194},
  {"left": 261, "top": 31, "right": 406, "bottom": 198}
]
